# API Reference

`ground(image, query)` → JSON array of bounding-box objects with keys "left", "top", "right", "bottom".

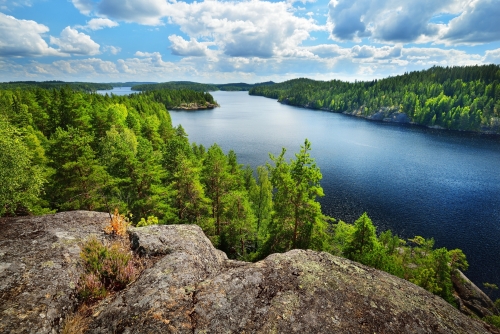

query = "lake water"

[
  {"left": 96, "top": 87, "right": 137, "bottom": 96},
  {"left": 170, "top": 91, "right": 500, "bottom": 296}
]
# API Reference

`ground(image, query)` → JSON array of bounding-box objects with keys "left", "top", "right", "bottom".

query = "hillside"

[
  {"left": 132, "top": 80, "right": 275, "bottom": 92},
  {"left": 249, "top": 65, "right": 500, "bottom": 134}
]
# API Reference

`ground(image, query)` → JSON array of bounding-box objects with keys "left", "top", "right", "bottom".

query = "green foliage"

[
  {"left": 0, "top": 81, "right": 112, "bottom": 92},
  {"left": 131, "top": 81, "right": 274, "bottom": 92},
  {"left": 136, "top": 215, "right": 159, "bottom": 227},
  {"left": 484, "top": 315, "right": 500, "bottom": 329},
  {"left": 0, "top": 118, "right": 46, "bottom": 215},
  {"left": 332, "top": 212, "right": 463, "bottom": 305},
  {"left": 78, "top": 237, "right": 137, "bottom": 300},
  {"left": 1, "top": 84, "right": 478, "bottom": 310},
  {"left": 250, "top": 64, "right": 500, "bottom": 133},
  {"left": 261, "top": 139, "right": 331, "bottom": 256}
]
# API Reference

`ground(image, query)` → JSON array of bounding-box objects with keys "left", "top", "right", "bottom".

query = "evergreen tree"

[
  {"left": 263, "top": 139, "right": 330, "bottom": 254},
  {"left": 0, "top": 118, "right": 46, "bottom": 215}
]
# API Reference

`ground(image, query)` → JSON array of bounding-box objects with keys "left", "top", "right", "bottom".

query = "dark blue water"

[{"left": 170, "top": 91, "right": 500, "bottom": 296}]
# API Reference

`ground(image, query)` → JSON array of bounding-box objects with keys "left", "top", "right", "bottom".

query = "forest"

[
  {"left": 0, "top": 81, "right": 113, "bottom": 92},
  {"left": 1, "top": 84, "right": 488, "bottom": 312},
  {"left": 132, "top": 81, "right": 275, "bottom": 92},
  {"left": 250, "top": 65, "right": 500, "bottom": 133},
  {"left": 140, "top": 89, "right": 218, "bottom": 109}
]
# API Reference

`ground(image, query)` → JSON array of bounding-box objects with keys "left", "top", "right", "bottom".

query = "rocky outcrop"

[
  {"left": 1, "top": 211, "right": 499, "bottom": 333},
  {"left": 453, "top": 270, "right": 500, "bottom": 318},
  {"left": 0, "top": 211, "right": 111, "bottom": 334},
  {"left": 343, "top": 106, "right": 411, "bottom": 124}
]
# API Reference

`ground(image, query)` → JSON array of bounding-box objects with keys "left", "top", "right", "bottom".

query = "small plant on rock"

[
  {"left": 77, "top": 235, "right": 138, "bottom": 301},
  {"left": 104, "top": 208, "right": 129, "bottom": 237}
]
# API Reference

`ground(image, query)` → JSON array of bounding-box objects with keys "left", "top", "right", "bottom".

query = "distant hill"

[
  {"left": 250, "top": 65, "right": 500, "bottom": 134},
  {"left": 131, "top": 81, "right": 275, "bottom": 92},
  {"left": 0, "top": 81, "right": 113, "bottom": 92},
  {"left": 106, "top": 82, "right": 157, "bottom": 87}
]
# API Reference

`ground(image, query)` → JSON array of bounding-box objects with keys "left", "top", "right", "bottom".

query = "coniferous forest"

[
  {"left": 250, "top": 65, "right": 500, "bottom": 133},
  {"left": 0, "top": 84, "right": 477, "bottom": 308}
]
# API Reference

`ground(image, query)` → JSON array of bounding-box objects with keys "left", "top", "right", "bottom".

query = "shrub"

[
  {"left": 104, "top": 208, "right": 129, "bottom": 236},
  {"left": 136, "top": 215, "right": 159, "bottom": 227},
  {"left": 77, "top": 237, "right": 138, "bottom": 301}
]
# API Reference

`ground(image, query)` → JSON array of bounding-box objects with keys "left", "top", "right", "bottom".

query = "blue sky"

[{"left": 1, "top": 0, "right": 500, "bottom": 83}]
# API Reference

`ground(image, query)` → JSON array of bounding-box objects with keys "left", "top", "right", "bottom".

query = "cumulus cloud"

[
  {"left": 168, "top": 35, "right": 211, "bottom": 57},
  {"left": 165, "top": 0, "right": 320, "bottom": 58},
  {"left": 0, "top": 12, "right": 63, "bottom": 57},
  {"left": 71, "top": 0, "right": 94, "bottom": 15},
  {"left": 50, "top": 27, "right": 101, "bottom": 55},
  {"left": 76, "top": 18, "right": 119, "bottom": 31},
  {"left": 443, "top": 0, "right": 500, "bottom": 44},
  {"left": 327, "top": 0, "right": 474, "bottom": 43},
  {"left": 97, "top": 0, "right": 168, "bottom": 25},
  {"left": 483, "top": 48, "right": 500, "bottom": 64},
  {"left": 134, "top": 51, "right": 171, "bottom": 67},
  {"left": 68, "top": 0, "right": 319, "bottom": 58}
]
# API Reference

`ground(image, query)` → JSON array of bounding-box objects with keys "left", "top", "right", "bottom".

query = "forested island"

[
  {"left": 250, "top": 65, "right": 500, "bottom": 134},
  {"left": 2, "top": 83, "right": 500, "bottom": 326},
  {"left": 138, "top": 89, "right": 219, "bottom": 110}
]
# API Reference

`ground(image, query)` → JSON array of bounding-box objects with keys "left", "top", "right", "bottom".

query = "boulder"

[
  {"left": 91, "top": 225, "right": 498, "bottom": 334},
  {"left": 1, "top": 211, "right": 498, "bottom": 334},
  {"left": 0, "top": 211, "right": 111, "bottom": 334}
]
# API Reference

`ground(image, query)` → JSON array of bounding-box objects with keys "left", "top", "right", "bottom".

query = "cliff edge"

[{"left": 0, "top": 211, "right": 498, "bottom": 333}]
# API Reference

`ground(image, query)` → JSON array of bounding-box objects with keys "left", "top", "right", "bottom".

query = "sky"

[{"left": 1, "top": 0, "right": 500, "bottom": 83}]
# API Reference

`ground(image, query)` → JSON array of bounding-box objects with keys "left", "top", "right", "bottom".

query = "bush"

[
  {"left": 77, "top": 236, "right": 138, "bottom": 301},
  {"left": 104, "top": 208, "right": 129, "bottom": 237}
]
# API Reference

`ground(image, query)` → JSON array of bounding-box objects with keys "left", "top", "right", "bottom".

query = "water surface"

[
  {"left": 170, "top": 91, "right": 500, "bottom": 294},
  {"left": 96, "top": 87, "right": 136, "bottom": 96}
]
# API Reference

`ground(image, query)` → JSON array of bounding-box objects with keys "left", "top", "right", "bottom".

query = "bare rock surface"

[
  {"left": 0, "top": 211, "right": 110, "bottom": 334},
  {"left": 93, "top": 225, "right": 498, "bottom": 334},
  {"left": 1, "top": 211, "right": 498, "bottom": 334},
  {"left": 453, "top": 269, "right": 500, "bottom": 318}
]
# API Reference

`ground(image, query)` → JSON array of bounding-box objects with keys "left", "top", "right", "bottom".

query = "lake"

[
  {"left": 96, "top": 87, "right": 137, "bottom": 96},
  {"left": 170, "top": 91, "right": 500, "bottom": 296}
]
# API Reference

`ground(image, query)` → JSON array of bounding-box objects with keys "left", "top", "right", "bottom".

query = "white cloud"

[
  {"left": 288, "top": 0, "right": 316, "bottom": 4},
  {"left": 443, "top": 0, "right": 500, "bottom": 44},
  {"left": 71, "top": 0, "right": 94, "bottom": 15},
  {"left": 103, "top": 45, "right": 121, "bottom": 55},
  {"left": 483, "top": 48, "right": 500, "bottom": 64},
  {"left": 97, "top": 0, "right": 169, "bottom": 25},
  {"left": 326, "top": 0, "right": 486, "bottom": 44},
  {"left": 69, "top": 0, "right": 320, "bottom": 59},
  {"left": 168, "top": 35, "right": 211, "bottom": 57},
  {"left": 50, "top": 27, "right": 101, "bottom": 56},
  {"left": 165, "top": 0, "right": 320, "bottom": 59},
  {"left": 0, "top": 44, "right": 493, "bottom": 83},
  {"left": 0, "top": 12, "right": 63, "bottom": 57},
  {"left": 76, "top": 18, "right": 119, "bottom": 31},
  {"left": 53, "top": 58, "right": 119, "bottom": 74},
  {"left": 0, "top": 0, "right": 33, "bottom": 10},
  {"left": 134, "top": 51, "right": 170, "bottom": 67}
]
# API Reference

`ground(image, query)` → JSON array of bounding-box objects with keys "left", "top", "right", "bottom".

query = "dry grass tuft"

[{"left": 104, "top": 208, "right": 128, "bottom": 237}]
